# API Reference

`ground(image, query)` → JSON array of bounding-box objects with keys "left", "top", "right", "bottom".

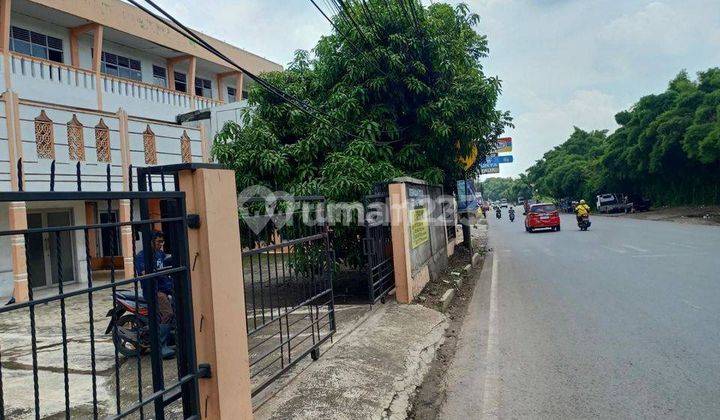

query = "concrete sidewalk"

[{"left": 254, "top": 301, "right": 448, "bottom": 419}]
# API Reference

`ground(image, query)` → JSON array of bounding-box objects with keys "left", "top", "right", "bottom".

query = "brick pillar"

[
  {"left": 177, "top": 166, "right": 252, "bottom": 419},
  {"left": 118, "top": 199, "right": 134, "bottom": 280},
  {"left": 9, "top": 201, "right": 29, "bottom": 302}
]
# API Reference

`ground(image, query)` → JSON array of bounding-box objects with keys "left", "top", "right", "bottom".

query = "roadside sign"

[
  {"left": 481, "top": 166, "right": 500, "bottom": 174},
  {"left": 481, "top": 155, "right": 513, "bottom": 166},
  {"left": 457, "top": 144, "right": 478, "bottom": 170},
  {"left": 456, "top": 179, "right": 478, "bottom": 212},
  {"left": 496, "top": 137, "right": 512, "bottom": 153}
]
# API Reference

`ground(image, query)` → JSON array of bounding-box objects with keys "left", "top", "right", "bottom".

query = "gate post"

[
  {"left": 389, "top": 182, "right": 413, "bottom": 303},
  {"left": 177, "top": 165, "right": 253, "bottom": 419}
]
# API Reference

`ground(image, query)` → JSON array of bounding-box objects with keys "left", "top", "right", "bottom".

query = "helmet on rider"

[{"left": 579, "top": 199, "right": 586, "bottom": 204}]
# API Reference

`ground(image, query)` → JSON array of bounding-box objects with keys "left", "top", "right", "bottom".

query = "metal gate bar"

[
  {"left": 363, "top": 191, "right": 394, "bottom": 303},
  {"left": 239, "top": 196, "right": 336, "bottom": 396},
  {"left": 0, "top": 162, "right": 200, "bottom": 419}
]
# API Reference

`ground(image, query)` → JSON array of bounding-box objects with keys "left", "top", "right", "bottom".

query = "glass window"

[
  {"left": 174, "top": 71, "right": 187, "bottom": 93},
  {"left": 195, "top": 77, "right": 212, "bottom": 98},
  {"left": 101, "top": 52, "right": 142, "bottom": 81},
  {"left": 10, "top": 26, "right": 64, "bottom": 63},
  {"left": 227, "top": 86, "right": 236, "bottom": 102},
  {"left": 152, "top": 65, "right": 167, "bottom": 87}
]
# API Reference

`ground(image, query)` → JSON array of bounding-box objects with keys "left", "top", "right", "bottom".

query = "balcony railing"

[
  {"left": 6, "top": 52, "right": 223, "bottom": 114},
  {"left": 9, "top": 51, "right": 97, "bottom": 90}
]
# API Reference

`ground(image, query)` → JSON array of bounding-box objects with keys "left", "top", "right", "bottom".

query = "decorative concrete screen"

[{"left": 18, "top": 101, "right": 124, "bottom": 191}]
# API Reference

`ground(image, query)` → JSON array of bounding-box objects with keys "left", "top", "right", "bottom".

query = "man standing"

[{"left": 135, "top": 231, "right": 175, "bottom": 359}]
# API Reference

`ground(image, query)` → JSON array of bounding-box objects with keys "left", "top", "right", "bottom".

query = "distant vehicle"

[
  {"left": 517, "top": 197, "right": 525, "bottom": 206},
  {"left": 577, "top": 214, "right": 591, "bottom": 231},
  {"left": 624, "top": 194, "right": 651, "bottom": 212},
  {"left": 500, "top": 199, "right": 508, "bottom": 208},
  {"left": 596, "top": 193, "right": 630, "bottom": 214},
  {"left": 525, "top": 203, "right": 560, "bottom": 232}
]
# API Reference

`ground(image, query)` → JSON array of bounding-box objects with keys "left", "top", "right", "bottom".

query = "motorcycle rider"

[
  {"left": 508, "top": 206, "right": 515, "bottom": 221},
  {"left": 495, "top": 206, "right": 502, "bottom": 219},
  {"left": 134, "top": 231, "right": 175, "bottom": 359},
  {"left": 575, "top": 199, "right": 591, "bottom": 223}
]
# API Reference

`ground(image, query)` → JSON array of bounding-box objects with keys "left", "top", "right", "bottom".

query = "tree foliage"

[
  {"left": 524, "top": 68, "right": 720, "bottom": 206},
  {"left": 212, "top": 1, "right": 511, "bottom": 203}
]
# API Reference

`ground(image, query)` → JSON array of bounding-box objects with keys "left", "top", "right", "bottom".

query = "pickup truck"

[{"left": 596, "top": 193, "right": 630, "bottom": 213}]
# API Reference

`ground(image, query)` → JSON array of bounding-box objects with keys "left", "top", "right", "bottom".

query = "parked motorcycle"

[
  {"left": 105, "top": 290, "right": 175, "bottom": 357},
  {"left": 577, "top": 215, "right": 591, "bottom": 231}
]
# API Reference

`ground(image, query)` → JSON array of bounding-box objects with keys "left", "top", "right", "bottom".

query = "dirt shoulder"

[
  {"left": 598, "top": 205, "right": 720, "bottom": 226},
  {"left": 409, "top": 223, "right": 489, "bottom": 419}
]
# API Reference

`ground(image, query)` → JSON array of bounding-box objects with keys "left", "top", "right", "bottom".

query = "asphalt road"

[{"left": 442, "top": 207, "right": 720, "bottom": 419}]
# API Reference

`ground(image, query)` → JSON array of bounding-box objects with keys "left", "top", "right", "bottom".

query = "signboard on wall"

[{"left": 410, "top": 207, "right": 430, "bottom": 248}]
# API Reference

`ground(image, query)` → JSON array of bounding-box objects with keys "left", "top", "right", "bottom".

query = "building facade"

[{"left": 0, "top": 0, "right": 281, "bottom": 300}]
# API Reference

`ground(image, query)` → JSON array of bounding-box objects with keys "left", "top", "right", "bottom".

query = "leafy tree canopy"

[
  {"left": 213, "top": 1, "right": 511, "bottom": 202},
  {"left": 524, "top": 68, "right": 720, "bottom": 206}
]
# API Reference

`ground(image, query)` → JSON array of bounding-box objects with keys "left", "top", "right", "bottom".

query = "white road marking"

[
  {"left": 622, "top": 244, "right": 649, "bottom": 253},
  {"left": 668, "top": 241, "right": 698, "bottom": 250},
  {"left": 682, "top": 299, "right": 703, "bottom": 311},
  {"left": 600, "top": 245, "right": 626, "bottom": 254},
  {"left": 482, "top": 254, "right": 501, "bottom": 418}
]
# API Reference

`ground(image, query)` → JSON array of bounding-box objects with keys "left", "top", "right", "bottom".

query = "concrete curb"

[
  {"left": 471, "top": 252, "right": 482, "bottom": 268},
  {"left": 440, "top": 288, "right": 456, "bottom": 312}
]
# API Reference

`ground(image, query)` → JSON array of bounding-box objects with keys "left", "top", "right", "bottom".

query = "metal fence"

[
  {"left": 0, "top": 161, "right": 200, "bottom": 419},
  {"left": 238, "top": 195, "right": 336, "bottom": 397},
  {"left": 362, "top": 190, "right": 394, "bottom": 303}
]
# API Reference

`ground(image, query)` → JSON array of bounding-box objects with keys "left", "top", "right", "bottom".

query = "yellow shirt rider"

[{"left": 575, "top": 200, "right": 590, "bottom": 218}]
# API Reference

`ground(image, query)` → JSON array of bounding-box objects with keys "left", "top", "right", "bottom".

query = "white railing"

[
  {"left": 9, "top": 52, "right": 97, "bottom": 91},
  {"left": 101, "top": 75, "right": 223, "bottom": 110},
  {"left": 6, "top": 52, "right": 223, "bottom": 115}
]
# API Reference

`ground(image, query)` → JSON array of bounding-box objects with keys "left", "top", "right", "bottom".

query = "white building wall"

[
  {"left": 0, "top": 102, "right": 11, "bottom": 191},
  {"left": 18, "top": 103, "right": 124, "bottom": 192}
]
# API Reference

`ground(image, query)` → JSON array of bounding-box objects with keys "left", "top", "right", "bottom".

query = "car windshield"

[{"left": 531, "top": 204, "right": 556, "bottom": 213}]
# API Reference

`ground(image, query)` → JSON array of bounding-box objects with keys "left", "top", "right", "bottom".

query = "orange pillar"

[
  {"left": 9, "top": 201, "right": 28, "bottom": 302},
  {"left": 389, "top": 182, "right": 413, "bottom": 303},
  {"left": 177, "top": 167, "right": 252, "bottom": 419}
]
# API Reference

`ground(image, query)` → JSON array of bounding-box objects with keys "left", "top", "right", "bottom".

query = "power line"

[{"left": 129, "top": 0, "right": 360, "bottom": 139}]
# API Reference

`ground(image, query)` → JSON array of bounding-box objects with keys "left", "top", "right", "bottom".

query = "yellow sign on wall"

[{"left": 410, "top": 207, "right": 429, "bottom": 248}]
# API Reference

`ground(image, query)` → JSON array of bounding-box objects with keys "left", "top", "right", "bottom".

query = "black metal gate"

[
  {"left": 0, "top": 162, "right": 200, "bottom": 419},
  {"left": 238, "top": 195, "right": 335, "bottom": 397},
  {"left": 362, "top": 190, "right": 394, "bottom": 303}
]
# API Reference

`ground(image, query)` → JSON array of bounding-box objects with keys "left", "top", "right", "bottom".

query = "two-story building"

[{"left": 0, "top": 0, "right": 281, "bottom": 300}]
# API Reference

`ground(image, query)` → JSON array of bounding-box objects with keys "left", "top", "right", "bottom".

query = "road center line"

[
  {"left": 668, "top": 241, "right": 698, "bottom": 250},
  {"left": 482, "top": 253, "right": 501, "bottom": 418},
  {"left": 622, "top": 244, "right": 649, "bottom": 253}
]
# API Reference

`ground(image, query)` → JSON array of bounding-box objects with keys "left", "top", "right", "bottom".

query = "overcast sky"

[{"left": 154, "top": 0, "right": 720, "bottom": 178}]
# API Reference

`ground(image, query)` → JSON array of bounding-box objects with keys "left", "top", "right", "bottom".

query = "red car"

[{"left": 525, "top": 203, "right": 561, "bottom": 232}]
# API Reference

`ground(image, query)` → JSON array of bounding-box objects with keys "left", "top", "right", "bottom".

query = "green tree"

[
  {"left": 213, "top": 1, "right": 511, "bottom": 268},
  {"left": 213, "top": 1, "right": 511, "bottom": 200}
]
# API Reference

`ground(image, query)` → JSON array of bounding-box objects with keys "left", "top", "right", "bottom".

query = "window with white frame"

[
  {"left": 101, "top": 52, "right": 142, "bottom": 81},
  {"left": 10, "top": 26, "right": 64, "bottom": 63},
  {"left": 152, "top": 65, "right": 167, "bottom": 87},
  {"left": 195, "top": 77, "right": 212, "bottom": 98}
]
